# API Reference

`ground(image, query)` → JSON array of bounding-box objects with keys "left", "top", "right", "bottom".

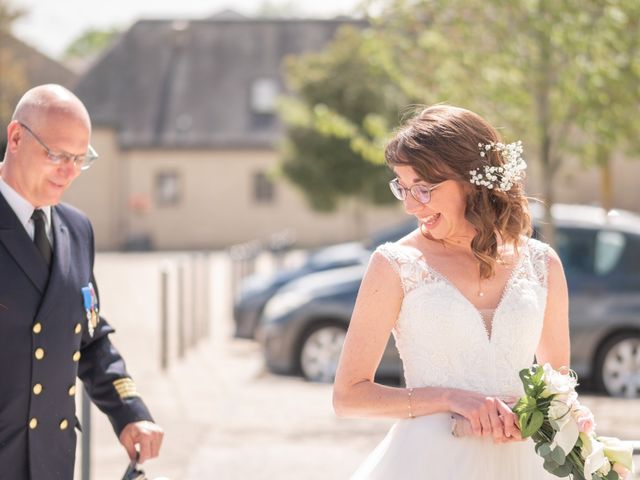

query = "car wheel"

[
  {"left": 299, "top": 324, "right": 347, "bottom": 383},
  {"left": 594, "top": 332, "right": 640, "bottom": 398}
]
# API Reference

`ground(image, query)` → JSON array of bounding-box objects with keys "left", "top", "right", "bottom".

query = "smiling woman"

[
  {"left": 333, "top": 104, "right": 571, "bottom": 480},
  {"left": 384, "top": 105, "right": 532, "bottom": 280}
]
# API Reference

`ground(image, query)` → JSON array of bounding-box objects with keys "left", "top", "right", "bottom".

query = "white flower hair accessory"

[{"left": 469, "top": 140, "right": 527, "bottom": 192}]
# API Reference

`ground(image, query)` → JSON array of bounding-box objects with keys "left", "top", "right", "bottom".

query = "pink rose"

[{"left": 572, "top": 404, "right": 596, "bottom": 435}]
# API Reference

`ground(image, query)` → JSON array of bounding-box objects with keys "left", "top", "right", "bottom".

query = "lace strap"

[
  {"left": 375, "top": 243, "right": 430, "bottom": 294},
  {"left": 525, "top": 237, "right": 550, "bottom": 287}
]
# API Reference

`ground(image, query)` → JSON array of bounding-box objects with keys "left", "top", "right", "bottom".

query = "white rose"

[
  {"left": 548, "top": 400, "right": 572, "bottom": 430},
  {"left": 542, "top": 363, "right": 577, "bottom": 397}
]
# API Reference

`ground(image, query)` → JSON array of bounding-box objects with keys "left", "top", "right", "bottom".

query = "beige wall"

[
  {"left": 65, "top": 131, "right": 405, "bottom": 250},
  {"left": 64, "top": 129, "right": 125, "bottom": 250},
  {"left": 125, "top": 148, "right": 404, "bottom": 250},
  {"left": 64, "top": 127, "right": 640, "bottom": 251}
]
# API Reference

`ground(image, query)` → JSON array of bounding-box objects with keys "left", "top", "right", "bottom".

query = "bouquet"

[{"left": 514, "top": 364, "right": 635, "bottom": 479}]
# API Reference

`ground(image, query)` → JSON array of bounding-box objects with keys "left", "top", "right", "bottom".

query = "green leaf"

[
  {"left": 519, "top": 365, "right": 547, "bottom": 397},
  {"left": 531, "top": 364, "right": 545, "bottom": 385},
  {"left": 604, "top": 471, "right": 619, "bottom": 480},
  {"left": 521, "top": 409, "right": 545, "bottom": 438},
  {"left": 542, "top": 457, "right": 559, "bottom": 472},
  {"left": 535, "top": 442, "right": 549, "bottom": 457},
  {"left": 538, "top": 443, "right": 552, "bottom": 457},
  {"left": 551, "top": 461, "right": 573, "bottom": 477},
  {"left": 550, "top": 445, "right": 567, "bottom": 465},
  {"left": 514, "top": 395, "right": 537, "bottom": 414},
  {"left": 519, "top": 367, "right": 538, "bottom": 395}
]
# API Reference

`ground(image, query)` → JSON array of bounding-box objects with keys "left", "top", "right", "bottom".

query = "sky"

[{"left": 9, "top": 0, "right": 364, "bottom": 59}]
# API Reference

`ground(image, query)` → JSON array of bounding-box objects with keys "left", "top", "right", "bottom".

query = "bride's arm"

[
  {"left": 333, "top": 251, "right": 522, "bottom": 442},
  {"left": 535, "top": 247, "right": 570, "bottom": 369},
  {"left": 332, "top": 251, "right": 450, "bottom": 419}
]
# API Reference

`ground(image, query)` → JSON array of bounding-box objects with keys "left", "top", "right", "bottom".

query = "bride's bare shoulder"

[{"left": 387, "top": 226, "right": 421, "bottom": 248}]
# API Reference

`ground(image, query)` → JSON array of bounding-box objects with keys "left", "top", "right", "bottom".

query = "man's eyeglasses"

[
  {"left": 388, "top": 178, "right": 443, "bottom": 204},
  {"left": 19, "top": 122, "right": 99, "bottom": 171}
]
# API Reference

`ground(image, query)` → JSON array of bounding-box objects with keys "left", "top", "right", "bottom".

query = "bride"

[{"left": 333, "top": 105, "right": 570, "bottom": 479}]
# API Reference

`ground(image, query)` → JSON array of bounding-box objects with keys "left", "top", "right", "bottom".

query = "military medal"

[{"left": 81, "top": 283, "right": 99, "bottom": 337}]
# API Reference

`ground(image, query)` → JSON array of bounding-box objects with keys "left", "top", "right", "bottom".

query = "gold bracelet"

[{"left": 407, "top": 387, "right": 415, "bottom": 418}]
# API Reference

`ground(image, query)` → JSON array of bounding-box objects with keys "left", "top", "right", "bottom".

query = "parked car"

[
  {"left": 257, "top": 204, "right": 640, "bottom": 398},
  {"left": 257, "top": 263, "right": 402, "bottom": 382},
  {"left": 233, "top": 220, "right": 416, "bottom": 338}
]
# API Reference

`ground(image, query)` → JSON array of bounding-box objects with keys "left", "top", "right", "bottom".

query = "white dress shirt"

[{"left": 0, "top": 176, "right": 53, "bottom": 245}]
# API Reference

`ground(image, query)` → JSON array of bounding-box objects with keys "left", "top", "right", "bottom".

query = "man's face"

[{"left": 7, "top": 114, "right": 89, "bottom": 207}]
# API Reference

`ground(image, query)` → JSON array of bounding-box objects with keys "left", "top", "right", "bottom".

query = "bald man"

[{"left": 0, "top": 85, "right": 163, "bottom": 479}]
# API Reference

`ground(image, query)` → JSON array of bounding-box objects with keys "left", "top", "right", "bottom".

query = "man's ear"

[{"left": 5, "top": 120, "right": 23, "bottom": 154}]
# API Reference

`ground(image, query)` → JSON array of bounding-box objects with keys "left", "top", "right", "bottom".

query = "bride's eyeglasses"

[{"left": 389, "top": 178, "right": 443, "bottom": 204}]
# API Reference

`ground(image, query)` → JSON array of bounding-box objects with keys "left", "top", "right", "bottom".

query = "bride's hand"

[{"left": 448, "top": 392, "right": 523, "bottom": 444}]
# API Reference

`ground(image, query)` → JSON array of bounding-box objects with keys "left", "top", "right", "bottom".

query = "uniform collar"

[{"left": 0, "top": 176, "right": 52, "bottom": 232}]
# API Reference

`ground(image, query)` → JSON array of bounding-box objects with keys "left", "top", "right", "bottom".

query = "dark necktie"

[{"left": 32, "top": 209, "right": 52, "bottom": 267}]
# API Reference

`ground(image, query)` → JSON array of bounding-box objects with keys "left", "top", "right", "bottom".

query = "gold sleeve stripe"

[{"left": 112, "top": 378, "right": 139, "bottom": 399}]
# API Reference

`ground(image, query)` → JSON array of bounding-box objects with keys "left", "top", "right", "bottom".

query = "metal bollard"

[
  {"left": 201, "top": 253, "right": 210, "bottom": 339},
  {"left": 160, "top": 268, "right": 169, "bottom": 371},
  {"left": 190, "top": 254, "right": 198, "bottom": 347},
  {"left": 177, "top": 261, "right": 186, "bottom": 358}
]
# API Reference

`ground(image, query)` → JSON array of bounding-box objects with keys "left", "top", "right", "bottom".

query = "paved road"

[{"left": 77, "top": 252, "right": 640, "bottom": 479}]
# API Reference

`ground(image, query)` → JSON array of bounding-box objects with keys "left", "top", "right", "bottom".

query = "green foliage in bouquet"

[{"left": 513, "top": 365, "right": 631, "bottom": 480}]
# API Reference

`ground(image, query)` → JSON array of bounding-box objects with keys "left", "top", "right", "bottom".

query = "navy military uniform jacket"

[{"left": 0, "top": 193, "right": 153, "bottom": 479}]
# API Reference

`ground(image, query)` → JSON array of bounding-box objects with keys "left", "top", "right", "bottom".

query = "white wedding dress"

[{"left": 351, "top": 237, "right": 565, "bottom": 479}]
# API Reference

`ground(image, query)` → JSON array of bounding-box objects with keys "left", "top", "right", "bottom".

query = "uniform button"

[
  {"left": 29, "top": 418, "right": 38, "bottom": 429},
  {"left": 32, "top": 323, "right": 42, "bottom": 334},
  {"left": 74, "top": 323, "right": 82, "bottom": 334},
  {"left": 72, "top": 351, "right": 81, "bottom": 362},
  {"left": 33, "top": 383, "right": 43, "bottom": 395},
  {"left": 59, "top": 419, "right": 69, "bottom": 431},
  {"left": 34, "top": 348, "right": 45, "bottom": 360},
  {"left": 68, "top": 385, "right": 76, "bottom": 396}
]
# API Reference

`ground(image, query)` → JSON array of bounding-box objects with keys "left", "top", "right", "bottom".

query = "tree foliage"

[
  {"left": 569, "top": 2, "right": 640, "bottom": 210},
  {"left": 279, "top": 26, "right": 413, "bottom": 211},
  {"left": 63, "top": 27, "right": 120, "bottom": 62},
  {"left": 280, "top": 0, "right": 640, "bottom": 241}
]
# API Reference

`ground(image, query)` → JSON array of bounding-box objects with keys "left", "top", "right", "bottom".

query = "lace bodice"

[{"left": 376, "top": 238, "right": 549, "bottom": 397}]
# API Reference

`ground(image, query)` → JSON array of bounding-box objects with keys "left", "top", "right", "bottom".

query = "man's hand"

[{"left": 119, "top": 421, "right": 164, "bottom": 464}]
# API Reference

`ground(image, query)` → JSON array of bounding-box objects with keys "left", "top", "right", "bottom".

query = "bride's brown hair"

[{"left": 385, "top": 105, "right": 532, "bottom": 279}]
